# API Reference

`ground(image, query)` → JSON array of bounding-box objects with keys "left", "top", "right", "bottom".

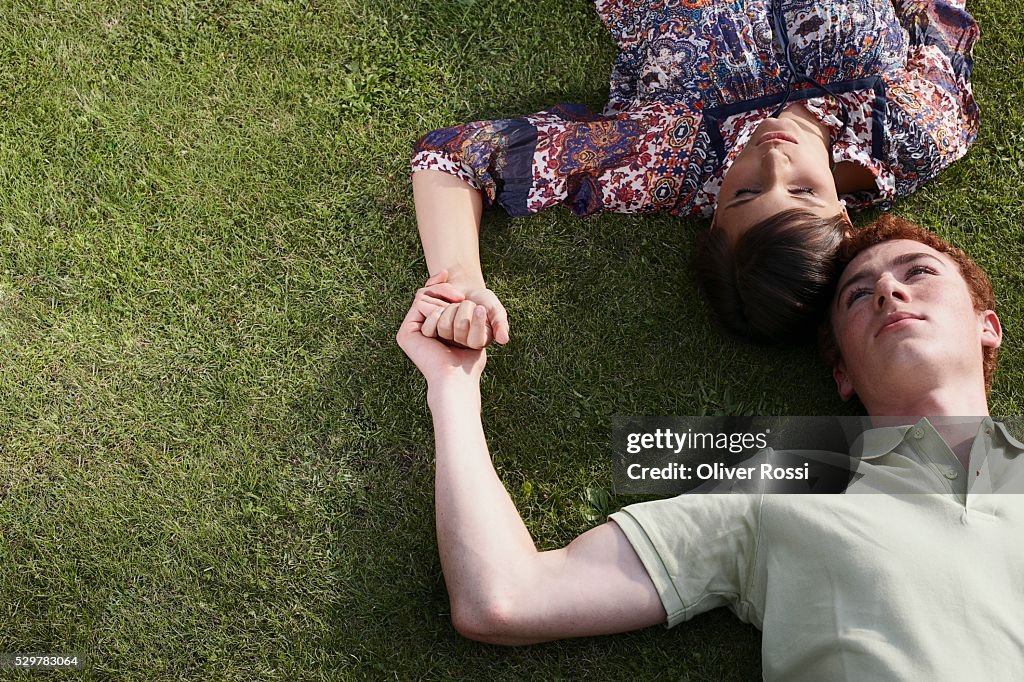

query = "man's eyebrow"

[{"left": 835, "top": 252, "right": 945, "bottom": 307}]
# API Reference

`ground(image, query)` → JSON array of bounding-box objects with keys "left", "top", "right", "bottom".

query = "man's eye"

[
  {"left": 845, "top": 288, "right": 870, "bottom": 308},
  {"left": 734, "top": 188, "right": 759, "bottom": 196},
  {"left": 907, "top": 265, "right": 937, "bottom": 278},
  {"left": 792, "top": 187, "right": 814, "bottom": 195}
]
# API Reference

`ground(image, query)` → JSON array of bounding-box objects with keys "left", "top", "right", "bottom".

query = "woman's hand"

[
  {"left": 420, "top": 284, "right": 509, "bottom": 350},
  {"left": 397, "top": 271, "right": 488, "bottom": 387}
]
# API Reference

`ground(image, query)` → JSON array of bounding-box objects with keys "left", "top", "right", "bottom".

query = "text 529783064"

[{"left": 0, "top": 654, "right": 84, "bottom": 669}]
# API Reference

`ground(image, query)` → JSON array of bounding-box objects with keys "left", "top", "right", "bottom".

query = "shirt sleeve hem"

[{"left": 609, "top": 510, "right": 688, "bottom": 628}]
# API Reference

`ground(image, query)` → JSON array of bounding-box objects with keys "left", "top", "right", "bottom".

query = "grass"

[{"left": 0, "top": 0, "right": 1021, "bottom": 679}]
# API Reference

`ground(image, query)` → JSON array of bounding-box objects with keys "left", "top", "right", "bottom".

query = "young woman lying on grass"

[{"left": 411, "top": 0, "right": 979, "bottom": 344}]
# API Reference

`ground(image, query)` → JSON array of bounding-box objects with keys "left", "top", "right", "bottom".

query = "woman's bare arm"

[
  {"left": 413, "top": 170, "right": 509, "bottom": 345},
  {"left": 413, "top": 170, "right": 486, "bottom": 290}
]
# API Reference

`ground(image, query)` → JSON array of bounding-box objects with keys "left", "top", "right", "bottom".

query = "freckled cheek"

[{"left": 837, "top": 313, "right": 871, "bottom": 343}]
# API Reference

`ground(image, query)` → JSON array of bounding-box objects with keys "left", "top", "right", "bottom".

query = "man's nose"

[{"left": 875, "top": 275, "right": 910, "bottom": 308}]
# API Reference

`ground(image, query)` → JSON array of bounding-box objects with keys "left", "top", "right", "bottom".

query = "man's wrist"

[{"left": 427, "top": 380, "right": 482, "bottom": 413}]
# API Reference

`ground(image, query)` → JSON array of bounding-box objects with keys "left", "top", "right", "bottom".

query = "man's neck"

[
  {"left": 867, "top": 388, "right": 990, "bottom": 470},
  {"left": 866, "top": 387, "right": 989, "bottom": 419}
]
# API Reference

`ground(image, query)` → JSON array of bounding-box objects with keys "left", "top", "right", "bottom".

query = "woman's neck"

[
  {"left": 777, "top": 103, "right": 831, "bottom": 150},
  {"left": 779, "top": 103, "right": 875, "bottom": 194}
]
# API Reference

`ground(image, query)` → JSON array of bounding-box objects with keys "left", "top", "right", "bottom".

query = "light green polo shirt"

[{"left": 609, "top": 418, "right": 1024, "bottom": 681}]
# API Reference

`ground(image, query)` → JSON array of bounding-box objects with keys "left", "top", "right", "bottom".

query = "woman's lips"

[{"left": 757, "top": 132, "right": 798, "bottom": 146}]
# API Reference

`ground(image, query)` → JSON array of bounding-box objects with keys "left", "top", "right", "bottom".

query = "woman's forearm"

[
  {"left": 413, "top": 170, "right": 486, "bottom": 290},
  {"left": 427, "top": 383, "right": 539, "bottom": 630}
]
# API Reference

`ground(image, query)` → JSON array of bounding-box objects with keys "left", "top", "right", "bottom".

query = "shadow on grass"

[{"left": 282, "top": 206, "right": 829, "bottom": 679}]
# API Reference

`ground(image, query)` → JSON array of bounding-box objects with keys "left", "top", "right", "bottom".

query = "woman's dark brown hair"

[{"left": 696, "top": 209, "right": 849, "bottom": 344}]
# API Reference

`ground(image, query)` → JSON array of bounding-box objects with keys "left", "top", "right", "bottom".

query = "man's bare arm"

[
  {"left": 430, "top": 383, "right": 666, "bottom": 645},
  {"left": 398, "top": 281, "right": 663, "bottom": 644}
]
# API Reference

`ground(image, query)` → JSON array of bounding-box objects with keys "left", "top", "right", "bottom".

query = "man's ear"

[
  {"left": 833, "top": 360, "right": 855, "bottom": 401},
  {"left": 980, "top": 310, "right": 1002, "bottom": 349}
]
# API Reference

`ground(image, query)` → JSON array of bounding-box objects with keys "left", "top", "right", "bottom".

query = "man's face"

[
  {"left": 714, "top": 116, "right": 845, "bottom": 240},
  {"left": 830, "top": 239, "right": 1001, "bottom": 401}
]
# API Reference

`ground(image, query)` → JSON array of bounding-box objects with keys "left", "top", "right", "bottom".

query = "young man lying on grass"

[{"left": 396, "top": 215, "right": 1023, "bottom": 680}]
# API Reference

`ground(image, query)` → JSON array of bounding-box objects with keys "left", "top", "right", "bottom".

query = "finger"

[
  {"left": 416, "top": 282, "right": 465, "bottom": 305},
  {"left": 421, "top": 306, "right": 444, "bottom": 339},
  {"left": 400, "top": 296, "right": 429, "bottom": 327},
  {"left": 396, "top": 304, "right": 426, "bottom": 349},
  {"left": 453, "top": 301, "right": 477, "bottom": 346},
  {"left": 466, "top": 304, "right": 492, "bottom": 349},
  {"left": 424, "top": 269, "right": 449, "bottom": 287},
  {"left": 412, "top": 296, "right": 446, "bottom": 320},
  {"left": 489, "top": 301, "right": 510, "bottom": 345},
  {"left": 436, "top": 303, "right": 460, "bottom": 342}
]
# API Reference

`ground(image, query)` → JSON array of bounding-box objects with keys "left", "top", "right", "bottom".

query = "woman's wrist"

[{"left": 440, "top": 266, "right": 485, "bottom": 292}]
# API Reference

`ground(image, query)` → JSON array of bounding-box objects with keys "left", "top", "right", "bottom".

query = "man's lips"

[
  {"left": 875, "top": 313, "right": 924, "bottom": 337},
  {"left": 757, "top": 132, "right": 798, "bottom": 146}
]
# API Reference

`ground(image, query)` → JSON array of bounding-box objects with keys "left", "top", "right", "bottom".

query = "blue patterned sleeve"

[
  {"left": 880, "top": 0, "right": 980, "bottom": 200},
  {"left": 891, "top": 0, "right": 979, "bottom": 84},
  {"left": 412, "top": 102, "right": 700, "bottom": 217}
]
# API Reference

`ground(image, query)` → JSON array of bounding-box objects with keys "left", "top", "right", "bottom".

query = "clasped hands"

[
  {"left": 396, "top": 271, "right": 509, "bottom": 386},
  {"left": 411, "top": 271, "right": 510, "bottom": 350}
]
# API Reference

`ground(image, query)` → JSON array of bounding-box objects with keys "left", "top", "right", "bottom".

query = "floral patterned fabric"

[{"left": 411, "top": 0, "right": 979, "bottom": 218}]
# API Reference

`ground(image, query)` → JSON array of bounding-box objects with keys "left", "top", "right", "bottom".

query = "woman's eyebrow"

[{"left": 724, "top": 193, "right": 826, "bottom": 210}]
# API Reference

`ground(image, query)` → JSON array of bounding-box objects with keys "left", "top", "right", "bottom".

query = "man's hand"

[
  {"left": 423, "top": 284, "right": 510, "bottom": 350},
  {"left": 397, "top": 271, "right": 488, "bottom": 386}
]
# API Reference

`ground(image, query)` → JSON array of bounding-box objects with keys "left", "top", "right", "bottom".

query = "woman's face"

[{"left": 713, "top": 115, "right": 845, "bottom": 240}]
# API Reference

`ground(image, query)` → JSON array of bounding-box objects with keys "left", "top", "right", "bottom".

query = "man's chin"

[{"left": 877, "top": 344, "right": 960, "bottom": 388}]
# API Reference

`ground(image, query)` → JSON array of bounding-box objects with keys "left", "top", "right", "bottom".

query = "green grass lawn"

[{"left": 1, "top": 0, "right": 1022, "bottom": 679}]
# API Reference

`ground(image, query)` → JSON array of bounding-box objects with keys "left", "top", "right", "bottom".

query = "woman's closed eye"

[{"left": 732, "top": 187, "right": 815, "bottom": 197}]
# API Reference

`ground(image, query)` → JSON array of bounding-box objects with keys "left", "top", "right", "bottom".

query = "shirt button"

[
  {"left": 911, "top": 427, "right": 925, "bottom": 439},
  {"left": 944, "top": 469, "right": 959, "bottom": 480}
]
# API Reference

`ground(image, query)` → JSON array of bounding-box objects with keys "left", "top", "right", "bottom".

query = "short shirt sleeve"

[
  {"left": 608, "top": 492, "right": 763, "bottom": 628},
  {"left": 411, "top": 102, "right": 700, "bottom": 217}
]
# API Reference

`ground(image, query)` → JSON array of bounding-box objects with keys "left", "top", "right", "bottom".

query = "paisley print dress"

[{"left": 411, "top": 0, "right": 979, "bottom": 218}]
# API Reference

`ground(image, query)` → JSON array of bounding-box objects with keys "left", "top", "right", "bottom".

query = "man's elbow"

[{"left": 450, "top": 596, "right": 533, "bottom": 646}]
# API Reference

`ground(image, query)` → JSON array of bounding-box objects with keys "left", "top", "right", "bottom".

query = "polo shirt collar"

[
  {"left": 994, "top": 421, "right": 1024, "bottom": 452},
  {"left": 849, "top": 422, "right": 915, "bottom": 460},
  {"left": 849, "top": 417, "right": 1024, "bottom": 460}
]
